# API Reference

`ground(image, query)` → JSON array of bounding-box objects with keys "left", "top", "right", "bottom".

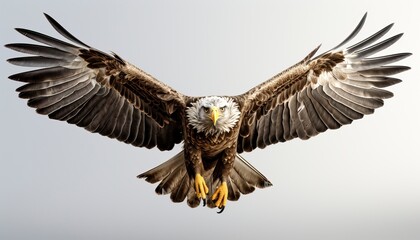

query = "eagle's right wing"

[
  {"left": 6, "top": 13, "right": 186, "bottom": 151},
  {"left": 237, "top": 13, "right": 411, "bottom": 153}
]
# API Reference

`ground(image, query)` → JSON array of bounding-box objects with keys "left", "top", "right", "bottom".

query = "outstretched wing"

[
  {"left": 237, "top": 13, "right": 411, "bottom": 153},
  {"left": 6, "top": 13, "right": 186, "bottom": 151}
]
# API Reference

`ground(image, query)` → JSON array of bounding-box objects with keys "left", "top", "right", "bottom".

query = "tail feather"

[
  {"left": 137, "top": 151, "right": 272, "bottom": 208},
  {"left": 137, "top": 151, "right": 184, "bottom": 183},
  {"left": 170, "top": 174, "right": 190, "bottom": 203},
  {"left": 233, "top": 154, "right": 273, "bottom": 188},
  {"left": 186, "top": 186, "right": 200, "bottom": 208},
  {"left": 155, "top": 164, "right": 186, "bottom": 195},
  {"left": 230, "top": 167, "right": 255, "bottom": 195},
  {"left": 227, "top": 176, "right": 242, "bottom": 200}
]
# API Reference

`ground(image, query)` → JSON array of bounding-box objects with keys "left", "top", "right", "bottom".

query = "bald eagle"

[{"left": 6, "top": 13, "right": 410, "bottom": 213}]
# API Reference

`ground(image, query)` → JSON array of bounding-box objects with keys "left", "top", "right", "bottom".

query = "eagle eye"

[
  {"left": 220, "top": 106, "right": 226, "bottom": 112},
  {"left": 203, "top": 107, "right": 210, "bottom": 113}
]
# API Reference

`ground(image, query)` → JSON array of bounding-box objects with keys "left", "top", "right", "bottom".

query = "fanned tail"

[{"left": 138, "top": 152, "right": 272, "bottom": 208}]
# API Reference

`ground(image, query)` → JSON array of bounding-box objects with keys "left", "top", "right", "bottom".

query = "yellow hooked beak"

[{"left": 210, "top": 106, "right": 220, "bottom": 126}]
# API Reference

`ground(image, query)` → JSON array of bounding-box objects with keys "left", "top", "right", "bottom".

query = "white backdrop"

[{"left": 1, "top": 1, "right": 419, "bottom": 239}]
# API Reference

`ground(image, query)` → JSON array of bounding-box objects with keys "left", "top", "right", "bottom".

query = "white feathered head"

[{"left": 186, "top": 96, "right": 241, "bottom": 135}]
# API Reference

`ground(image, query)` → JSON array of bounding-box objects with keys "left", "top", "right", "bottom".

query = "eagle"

[{"left": 6, "top": 13, "right": 410, "bottom": 213}]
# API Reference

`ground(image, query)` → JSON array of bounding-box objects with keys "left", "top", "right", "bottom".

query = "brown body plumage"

[{"left": 6, "top": 13, "right": 410, "bottom": 212}]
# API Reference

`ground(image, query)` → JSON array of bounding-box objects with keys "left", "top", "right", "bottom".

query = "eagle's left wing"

[
  {"left": 6, "top": 14, "right": 186, "bottom": 151},
  {"left": 237, "top": 13, "right": 410, "bottom": 153}
]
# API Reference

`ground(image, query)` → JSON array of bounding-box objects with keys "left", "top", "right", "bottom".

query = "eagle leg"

[
  {"left": 211, "top": 182, "right": 228, "bottom": 212},
  {"left": 194, "top": 173, "right": 209, "bottom": 205}
]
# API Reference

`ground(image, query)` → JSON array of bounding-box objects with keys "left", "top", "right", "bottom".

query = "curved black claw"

[
  {"left": 202, "top": 198, "right": 206, "bottom": 207},
  {"left": 217, "top": 206, "right": 225, "bottom": 214}
]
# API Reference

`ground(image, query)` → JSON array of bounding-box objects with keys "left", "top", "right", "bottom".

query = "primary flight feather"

[{"left": 6, "top": 13, "right": 410, "bottom": 213}]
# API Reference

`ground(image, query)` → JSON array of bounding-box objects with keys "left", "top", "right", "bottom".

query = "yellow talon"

[
  {"left": 194, "top": 174, "right": 209, "bottom": 200},
  {"left": 211, "top": 182, "right": 228, "bottom": 208}
]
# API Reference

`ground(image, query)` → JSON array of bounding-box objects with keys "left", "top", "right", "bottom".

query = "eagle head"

[{"left": 186, "top": 96, "right": 240, "bottom": 135}]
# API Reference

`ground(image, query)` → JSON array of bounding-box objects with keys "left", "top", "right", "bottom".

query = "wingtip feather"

[
  {"left": 43, "top": 12, "right": 91, "bottom": 48},
  {"left": 362, "top": 12, "right": 368, "bottom": 22},
  {"left": 43, "top": 12, "right": 52, "bottom": 20},
  {"left": 14, "top": 28, "right": 27, "bottom": 36},
  {"left": 8, "top": 73, "right": 20, "bottom": 81}
]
